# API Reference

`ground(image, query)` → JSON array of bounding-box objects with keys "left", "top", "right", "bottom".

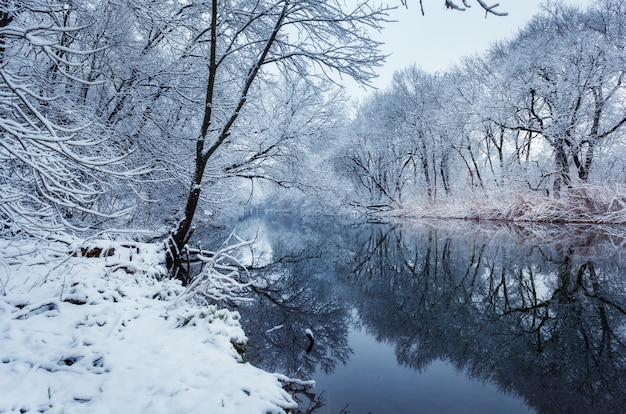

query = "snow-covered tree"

[
  {"left": 343, "top": 0, "right": 626, "bottom": 219},
  {"left": 0, "top": 1, "right": 147, "bottom": 234},
  {"left": 337, "top": 89, "right": 414, "bottom": 210},
  {"left": 166, "top": 0, "right": 391, "bottom": 266},
  {"left": 487, "top": 1, "right": 626, "bottom": 196}
]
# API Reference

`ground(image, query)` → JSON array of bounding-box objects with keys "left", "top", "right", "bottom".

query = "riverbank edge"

[
  {"left": 0, "top": 237, "right": 299, "bottom": 413},
  {"left": 388, "top": 186, "right": 626, "bottom": 225}
]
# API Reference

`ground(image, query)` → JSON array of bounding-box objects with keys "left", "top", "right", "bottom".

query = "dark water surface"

[{"left": 204, "top": 213, "right": 626, "bottom": 414}]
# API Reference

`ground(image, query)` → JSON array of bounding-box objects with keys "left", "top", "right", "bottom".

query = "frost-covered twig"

[
  {"left": 0, "top": 257, "right": 9, "bottom": 296},
  {"left": 274, "top": 373, "right": 316, "bottom": 390},
  {"left": 172, "top": 232, "right": 255, "bottom": 306}
]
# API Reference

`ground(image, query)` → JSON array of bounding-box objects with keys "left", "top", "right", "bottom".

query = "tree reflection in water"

[
  {"left": 224, "top": 214, "right": 626, "bottom": 413},
  {"left": 233, "top": 214, "right": 354, "bottom": 411},
  {"left": 347, "top": 222, "right": 626, "bottom": 413}
]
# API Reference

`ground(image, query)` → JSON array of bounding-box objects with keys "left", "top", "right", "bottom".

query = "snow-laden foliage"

[
  {"left": 0, "top": 1, "right": 150, "bottom": 235},
  {"left": 340, "top": 0, "right": 626, "bottom": 222},
  {"left": 2, "top": 1, "right": 370, "bottom": 237},
  {"left": 399, "top": 181, "right": 626, "bottom": 224}
]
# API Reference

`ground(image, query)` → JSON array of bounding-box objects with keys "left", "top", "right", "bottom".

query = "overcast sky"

[{"left": 347, "top": 0, "right": 597, "bottom": 100}]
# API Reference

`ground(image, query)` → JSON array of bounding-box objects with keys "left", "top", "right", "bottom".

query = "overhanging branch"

[{"left": 404, "top": 0, "right": 508, "bottom": 16}]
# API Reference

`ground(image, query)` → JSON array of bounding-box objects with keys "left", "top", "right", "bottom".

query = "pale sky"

[{"left": 347, "top": 0, "right": 597, "bottom": 100}]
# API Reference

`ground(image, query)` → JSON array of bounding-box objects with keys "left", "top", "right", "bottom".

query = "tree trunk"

[
  {"left": 166, "top": 0, "right": 218, "bottom": 271},
  {"left": 166, "top": 0, "right": 288, "bottom": 276},
  {"left": 419, "top": 140, "right": 432, "bottom": 200},
  {"left": 0, "top": 7, "right": 13, "bottom": 64},
  {"left": 553, "top": 144, "right": 570, "bottom": 198}
]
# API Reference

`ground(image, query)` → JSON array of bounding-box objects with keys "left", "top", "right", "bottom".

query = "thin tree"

[{"left": 166, "top": 0, "right": 391, "bottom": 267}]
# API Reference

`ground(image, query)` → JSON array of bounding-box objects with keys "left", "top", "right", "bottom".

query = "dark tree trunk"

[
  {"left": 166, "top": 0, "right": 218, "bottom": 272},
  {"left": 166, "top": 0, "right": 288, "bottom": 277},
  {"left": 0, "top": 6, "right": 13, "bottom": 64},
  {"left": 553, "top": 144, "right": 571, "bottom": 198}
]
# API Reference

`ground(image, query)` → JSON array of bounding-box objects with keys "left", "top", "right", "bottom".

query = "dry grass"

[{"left": 400, "top": 183, "right": 626, "bottom": 225}]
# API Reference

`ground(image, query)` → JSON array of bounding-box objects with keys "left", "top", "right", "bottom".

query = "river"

[{"left": 202, "top": 213, "right": 626, "bottom": 413}]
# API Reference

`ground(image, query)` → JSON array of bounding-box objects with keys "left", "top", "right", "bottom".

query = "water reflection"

[
  {"left": 217, "top": 215, "right": 626, "bottom": 413},
  {"left": 345, "top": 223, "right": 626, "bottom": 413}
]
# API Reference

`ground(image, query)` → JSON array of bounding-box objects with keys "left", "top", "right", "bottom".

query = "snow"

[
  {"left": 0, "top": 238, "right": 297, "bottom": 413},
  {"left": 265, "top": 325, "right": 284, "bottom": 334}
]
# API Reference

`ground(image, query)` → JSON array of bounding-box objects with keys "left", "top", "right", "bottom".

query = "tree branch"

[{"left": 404, "top": 0, "right": 507, "bottom": 16}]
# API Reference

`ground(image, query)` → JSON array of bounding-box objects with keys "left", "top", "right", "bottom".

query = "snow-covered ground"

[{"left": 0, "top": 237, "right": 297, "bottom": 413}]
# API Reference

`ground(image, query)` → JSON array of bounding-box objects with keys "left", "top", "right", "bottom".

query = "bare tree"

[{"left": 166, "top": 0, "right": 391, "bottom": 268}]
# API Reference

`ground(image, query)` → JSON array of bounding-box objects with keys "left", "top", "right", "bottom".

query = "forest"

[
  {"left": 2, "top": 0, "right": 624, "bottom": 252},
  {"left": 341, "top": 1, "right": 626, "bottom": 223}
]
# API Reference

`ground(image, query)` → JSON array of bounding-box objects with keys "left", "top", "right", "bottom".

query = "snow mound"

[{"left": 0, "top": 238, "right": 296, "bottom": 413}]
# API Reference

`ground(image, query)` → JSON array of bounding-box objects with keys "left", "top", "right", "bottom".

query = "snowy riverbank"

[
  {"left": 0, "top": 238, "right": 297, "bottom": 413},
  {"left": 392, "top": 184, "right": 626, "bottom": 225}
]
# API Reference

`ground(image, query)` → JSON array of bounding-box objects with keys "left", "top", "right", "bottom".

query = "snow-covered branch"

[
  {"left": 172, "top": 232, "right": 255, "bottom": 305},
  {"left": 0, "top": 2, "right": 149, "bottom": 234},
  {"left": 404, "top": 0, "right": 508, "bottom": 16}
]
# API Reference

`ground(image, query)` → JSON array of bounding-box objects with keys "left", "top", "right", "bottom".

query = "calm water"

[{"left": 203, "top": 213, "right": 626, "bottom": 414}]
